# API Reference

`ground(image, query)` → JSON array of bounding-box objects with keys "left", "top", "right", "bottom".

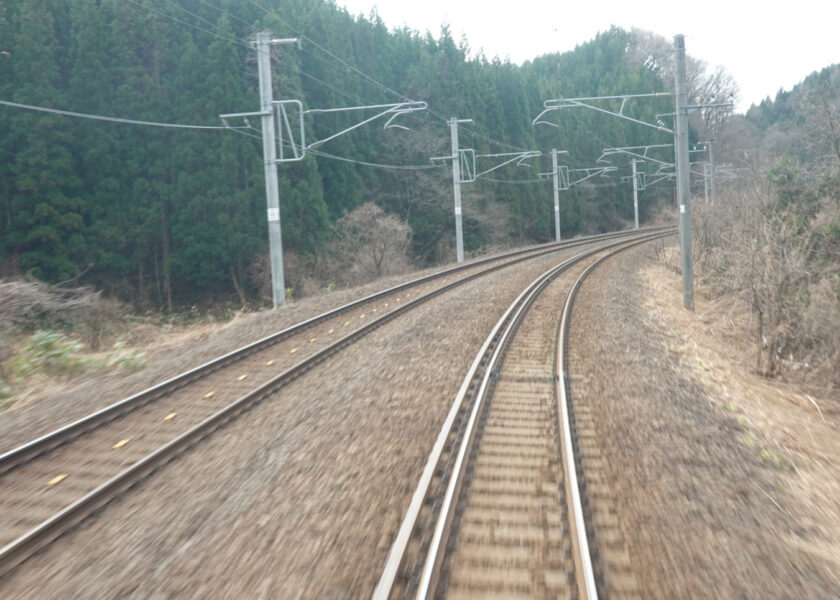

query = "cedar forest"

[{"left": 0, "top": 0, "right": 824, "bottom": 311}]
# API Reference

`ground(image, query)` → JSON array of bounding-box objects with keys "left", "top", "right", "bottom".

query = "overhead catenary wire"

[
  {"left": 294, "top": 46, "right": 398, "bottom": 106},
  {"left": 308, "top": 148, "right": 444, "bottom": 171},
  {"left": 161, "top": 0, "right": 247, "bottom": 40},
  {"left": 0, "top": 99, "right": 246, "bottom": 130},
  {"left": 482, "top": 177, "right": 544, "bottom": 184},
  {"left": 233, "top": 122, "right": 443, "bottom": 171},
  {"left": 273, "top": 55, "right": 372, "bottom": 106},
  {"left": 459, "top": 124, "right": 531, "bottom": 154},
  {"left": 0, "top": 21, "right": 434, "bottom": 170},
  {"left": 131, "top": 0, "right": 643, "bottom": 169},
  {"left": 578, "top": 181, "right": 625, "bottom": 188},
  {"left": 244, "top": 0, "right": 414, "bottom": 105},
  {"left": 124, "top": 0, "right": 250, "bottom": 50},
  {"left": 243, "top": 0, "right": 529, "bottom": 155},
  {"left": 120, "top": 0, "right": 595, "bottom": 177},
  {"left": 1, "top": 90, "right": 637, "bottom": 179},
  {"left": 112, "top": 3, "right": 396, "bottom": 143},
  {"left": 228, "top": 127, "right": 264, "bottom": 141},
  {"left": 6, "top": 1, "right": 668, "bottom": 212},
  {"left": 194, "top": 0, "right": 258, "bottom": 31}
]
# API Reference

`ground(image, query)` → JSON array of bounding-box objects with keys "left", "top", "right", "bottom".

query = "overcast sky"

[{"left": 338, "top": 0, "right": 839, "bottom": 114}]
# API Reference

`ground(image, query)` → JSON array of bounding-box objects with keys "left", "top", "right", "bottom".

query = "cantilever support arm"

[
  {"left": 568, "top": 166, "right": 617, "bottom": 186},
  {"left": 646, "top": 171, "right": 674, "bottom": 186},
  {"left": 533, "top": 93, "right": 673, "bottom": 134},
  {"left": 597, "top": 144, "right": 673, "bottom": 167},
  {"left": 306, "top": 101, "right": 427, "bottom": 150},
  {"left": 474, "top": 151, "right": 541, "bottom": 179}
]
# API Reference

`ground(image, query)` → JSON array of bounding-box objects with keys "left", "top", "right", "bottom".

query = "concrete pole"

[
  {"left": 551, "top": 148, "right": 562, "bottom": 241},
  {"left": 631, "top": 158, "right": 640, "bottom": 230},
  {"left": 450, "top": 118, "right": 465, "bottom": 263},
  {"left": 256, "top": 31, "right": 286, "bottom": 307},
  {"left": 674, "top": 34, "right": 694, "bottom": 310},
  {"left": 703, "top": 162, "right": 710, "bottom": 203}
]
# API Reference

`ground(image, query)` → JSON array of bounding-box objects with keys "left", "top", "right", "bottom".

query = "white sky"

[{"left": 338, "top": 0, "right": 839, "bottom": 113}]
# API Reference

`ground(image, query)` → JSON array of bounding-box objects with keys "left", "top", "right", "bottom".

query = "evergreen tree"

[
  {"left": 4, "top": 0, "right": 84, "bottom": 282},
  {"left": 0, "top": 2, "right": 687, "bottom": 306}
]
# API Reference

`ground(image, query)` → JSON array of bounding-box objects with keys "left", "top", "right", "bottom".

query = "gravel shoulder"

[{"left": 569, "top": 239, "right": 840, "bottom": 598}]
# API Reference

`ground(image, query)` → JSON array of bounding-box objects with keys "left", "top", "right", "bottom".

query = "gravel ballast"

[
  {"left": 0, "top": 250, "right": 575, "bottom": 598},
  {"left": 4, "top": 237, "right": 835, "bottom": 598},
  {"left": 568, "top": 242, "right": 839, "bottom": 597}
]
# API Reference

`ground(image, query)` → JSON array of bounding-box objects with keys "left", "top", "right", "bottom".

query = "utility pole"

[
  {"left": 449, "top": 117, "right": 471, "bottom": 263},
  {"left": 551, "top": 148, "right": 562, "bottom": 241},
  {"left": 631, "top": 158, "right": 641, "bottom": 229},
  {"left": 703, "top": 162, "right": 710, "bottom": 203},
  {"left": 256, "top": 32, "right": 298, "bottom": 307},
  {"left": 435, "top": 127, "right": 537, "bottom": 260},
  {"left": 223, "top": 37, "right": 425, "bottom": 305},
  {"left": 674, "top": 34, "right": 693, "bottom": 310}
]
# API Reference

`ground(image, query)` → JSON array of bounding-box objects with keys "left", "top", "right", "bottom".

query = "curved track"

[
  {"left": 0, "top": 228, "right": 668, "bottom": 577},
  {"left": 373, "top": 231, "right": 671, "bottom": 599}
]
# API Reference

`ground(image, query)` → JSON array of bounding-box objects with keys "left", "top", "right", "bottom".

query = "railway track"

[
  {"left": 0, "top": 227, "right": 668, "bottom": 578},
  {"left": 374, "top": 230, "right": 671, "bottom": 599}
]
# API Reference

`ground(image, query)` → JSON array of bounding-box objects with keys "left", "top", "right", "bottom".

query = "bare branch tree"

[
  {"left": 693, "top": 176, "right": 840, "bottom": 382},
  {"left": 801, "top": 74, "right": 840, "bottom": 168},
  {"left": 329, "top": 202, "right": 413, "bottom": 283},
  {"left": 629, "top": 29, "right": 738, "bottom": 137}
]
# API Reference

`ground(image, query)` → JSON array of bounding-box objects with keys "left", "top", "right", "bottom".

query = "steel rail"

[
  {"left": 373, "top": 229, "right": 674, "bottom": 599},
  {"left": 0, "top": 247, "right": 539, "bottom": 577},
  {"left": 0, "top": 228, "right": 666, "bottom": 578},
  {"left": 554, "top": 234, "right": 670, "bottom": 600},
  {"left": 0, "top": 226, "right": 666, "bottom": 478}
]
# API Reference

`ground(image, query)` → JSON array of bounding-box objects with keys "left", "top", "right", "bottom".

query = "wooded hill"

[
  {"left": 740, "top": 64, "right": 840, "bottom": 171},
  {"left": 1, "top": 0, "right": 722, "bottom": 309}
]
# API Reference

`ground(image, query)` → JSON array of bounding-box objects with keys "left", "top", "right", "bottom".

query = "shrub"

[
  {"left": 3, "top": 333, "right": 149, "bottom": 407},
  {"left": 694, "top": 164, "right": 840, "bottom": 384},
  {"left": 0, "top": 278, "right": 126, "bottom": 351},
  {"left": 106, "top": 341, "right": 149, "bottom": 372},
  {"left": 9, "top": 331, "right": 95, "bottom": 380},
  {"left": 326, "top": 203, "right": 414, "bottom": 286}
]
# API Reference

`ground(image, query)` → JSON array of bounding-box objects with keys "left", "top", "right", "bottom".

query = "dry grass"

[
  {"left": 0, "top": 277, "right": 249, "bottom": 412},
  {"left": 1, "top": 278, "right": 131, "bottom": 407},
  {"left": 641, "top": 252, "right": 840, "bottom": 587},
  {"left": 0, "top": 278, "right": 127, "bottom": 354}
]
